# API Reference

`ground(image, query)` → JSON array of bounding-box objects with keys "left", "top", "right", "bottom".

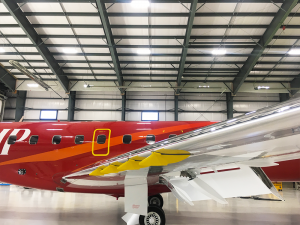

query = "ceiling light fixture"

[
  {"left": 212, "top": 49, "right": 226, "bottom": 55},
  {"left": 255, "top": 86, "right": 270, "bottom": 90},
  {"left": 137, "top": 49, "right": 151, "bottom": 55},
  {"left": 84, "top": 84, "right": 94, "bottom": 88},
  {"left": 0, "top": 48, "right": 5, "bottom": 53},
  {"left": 289, "top": 49, "right": 300, "bottom": 55},
  {"left": 27, "top": 83, "right": 39, "bottom": 87},
  {"left": 131, "top": 0, "right": 150, "bottom": 8},
  {"left": 9, "top": 60, "right": 51, "bottom": 91},
  {"left": 199, "top": 85, "right": 210, "bottom": 88},
  {"left": 63, "top": 48, "right": 77, "bottom": 54}
]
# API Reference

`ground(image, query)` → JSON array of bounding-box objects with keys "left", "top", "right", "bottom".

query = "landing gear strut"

[
  {"left": 139, "top": 205, "right": 166, "bottom": 225},
  {"left": 148, "top": 194, "right": 164, "bottom": 208}
]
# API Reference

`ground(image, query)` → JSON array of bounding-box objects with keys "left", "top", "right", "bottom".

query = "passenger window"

[
  {"left": 169, "top": 134, "right": 176, "bottom": 138},
  {"left": 7, "top": 135, "right": 17, "bottom": 145},
  {"left": 146, "top": 135, "right": 155, "bottom": 144},
  {"left": 75, "top": 135, "right": 84, "bottom": 144},
  {"left": 97, "top": 135, "right": 106, "bottom": 144},
  {"left": 123, "top": 135, "right": 132, "bottom": 144},
  {"left": 29, "top": 135, "right": 39, "bottom": 145},
  {"left": 52, "top": 135, "right": 62, "bottom": 145}
]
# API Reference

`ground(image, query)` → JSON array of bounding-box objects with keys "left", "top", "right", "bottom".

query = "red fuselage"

[{"left": 0, "top": 121, "right": 298, "bottom": 197}]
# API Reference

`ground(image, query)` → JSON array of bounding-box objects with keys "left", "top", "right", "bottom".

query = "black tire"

[
  {"left": 148, "top": 194, "right": 164, "bottom": 208},
  {"left": 139, "top": 205, "right": 166, "bottom": 225}
]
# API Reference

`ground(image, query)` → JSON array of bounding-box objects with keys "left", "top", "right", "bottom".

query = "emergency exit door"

[{"left": 92, "top": 129, "right": 111, "bottom": 156}]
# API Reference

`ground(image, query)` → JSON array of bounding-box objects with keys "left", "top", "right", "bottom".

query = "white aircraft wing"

[{"left": 65, "top": 98, "right": 300, "bottom": 215}]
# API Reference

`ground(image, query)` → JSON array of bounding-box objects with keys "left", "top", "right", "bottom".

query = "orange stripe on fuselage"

[{"left": 0, "top": 123, "right": 205, "bottom": 166}]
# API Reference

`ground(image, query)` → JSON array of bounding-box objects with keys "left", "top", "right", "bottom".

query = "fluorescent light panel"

[
  {"left": 257, "top": 86, "right": 270, "bottom": 89},
  {"left": 27, "top": 83, "right": 39, "bottom": 87},
  {"left": 84, "top": 84, "right": 94, "bottom": 88},
  {"left": 0, "top": 48, "right": 5, "bottom": 53},
  {"left": 63, "top": 48, "right": 77, "bottom": 54},
  {"left": 289, "top": 49, "right": 300, "bottom": 55},
  {"left": 137, "top": 49, "right": 151, "bottom": 55},
  {"left": 212, "top": 49, "right": 226, "bottom": 55},
  {"left": 131, "top": 0, "right": 150, "bottom": 8}
]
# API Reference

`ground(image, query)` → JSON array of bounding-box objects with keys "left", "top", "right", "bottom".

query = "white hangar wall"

[
  {"left": 75, "top": 91, "right": 122, "bottom": 121},
  {"left": 3, "top": 91, "right": 280, "bottom": 122},
  {"left": 126, "top": 91, "right": 174, "bottom": 121}
]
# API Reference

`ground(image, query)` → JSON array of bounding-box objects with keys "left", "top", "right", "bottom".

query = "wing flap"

[{"left": 162, "top": 165, "right": 281, "bottom": 204}]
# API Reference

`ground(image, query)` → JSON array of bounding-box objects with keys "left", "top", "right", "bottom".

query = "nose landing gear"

[
  {"left": 139, "top": 205, "right": 165, "bottom": 225},
  {"left": 138, "top": 194, "right": 165, "bottom": 225}
]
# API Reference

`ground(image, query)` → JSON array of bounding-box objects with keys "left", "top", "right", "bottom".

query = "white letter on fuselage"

[
  {"left": 0, "top": 129, "right": 31, "bottom": 155},
  {"left": 0, "top": 129, "right": 10, "bottom": 145}
]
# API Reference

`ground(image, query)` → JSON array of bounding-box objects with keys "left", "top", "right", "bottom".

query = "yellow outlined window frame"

[{"left": 92, "top": 129, "right": 111, "bottom": 156}]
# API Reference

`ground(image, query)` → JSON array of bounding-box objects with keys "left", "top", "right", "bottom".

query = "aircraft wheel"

[
  {"left": 148, "top": 194, "right": 164, "bottom": 208},
  {"left": 139, "top": 205, "right": 166, "bottom": 225}
]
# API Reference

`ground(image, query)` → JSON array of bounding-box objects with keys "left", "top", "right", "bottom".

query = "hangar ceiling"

[{"left": 0, "top": 0, "right": 300, "bottom": 94}]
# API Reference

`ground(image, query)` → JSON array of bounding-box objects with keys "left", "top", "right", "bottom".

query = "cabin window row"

[{"left": 7, "top": 134, "right": 177, "bottom": 145}]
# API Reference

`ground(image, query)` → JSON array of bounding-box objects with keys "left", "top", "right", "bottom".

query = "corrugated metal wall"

[{"left": 3, "top": 91, "right": 280, "bottom": 122}]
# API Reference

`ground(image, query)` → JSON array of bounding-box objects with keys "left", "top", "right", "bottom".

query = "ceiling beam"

[
  {"left": 10, "top": 73, "right": 298, "bottom": 80},
  {"left": 1, "top": 60, "right": 299, "bottom": 65},
  {"left": 5, "top": 34, "right": 300, "bottom": 40},
  {"left": 11, "top": 72, "right": 297, "bottom": 78},
  {"left": 0, "top": 64, "right": 16, "bottom": 91},
  {"left": 1, "top": 52, "right": 297, "bottom": 57},
  {"left": 42, "top": 74, "right": 298, "bottom": 78},
  {"left": 232, "top": 0, "right": 298, "bottom": 95},
  {"left": 177, "top": 0, "right": 198, "bottom": 92},
  {"left": 1, "top": 0, "right": 70, "bottom": 92},
  {"left": 1, "top": 43, "right": 298, "bottom": 49},
  {"left": 7, "top": 66, "right": 300, "bottom": 72},
  {"left": 17, "top": 78, "right": 286, "bottom": 83},
  {"left": 14, "top": 0, "right": 290, "bottom": 3},
  {"left": 3, "top": 24, "right": 300, "bottom": 29},
  {"left": 95, "top": 0, "right": 123, "bottom": 93},
  {"left": 1, "top": 12, "right": 300, "bottom": 17}
]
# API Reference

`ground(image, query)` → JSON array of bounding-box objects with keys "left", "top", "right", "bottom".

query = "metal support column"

[
  {"left": 15, "top": 90, "right": 26, "bottom": 122},
  {"left": 68, "top": 91, "right": 76, "bottom": 121},
  {"left": 279, "top": 93, "right": 290, "bottom": 102},
  {"left": 122, "top": 92, "right": 126, "bottom": 121},
  {"left": 174, "top": 95, "right": 178, "bottom": 121},
  {"left": 226, "top": 92, "right": 233, "bottom": 119},
  {"left": 0, "top": 98, "right": 6, "bottom": 122}
]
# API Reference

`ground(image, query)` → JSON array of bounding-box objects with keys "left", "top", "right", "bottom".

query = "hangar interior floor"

[{"left": 0, "top": 185, "right": 299, "bottom": 225}]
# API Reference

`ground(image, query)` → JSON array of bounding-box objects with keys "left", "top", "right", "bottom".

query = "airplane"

[{"left": 1, "top": 97, "right": 300, "bottom": 225}]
